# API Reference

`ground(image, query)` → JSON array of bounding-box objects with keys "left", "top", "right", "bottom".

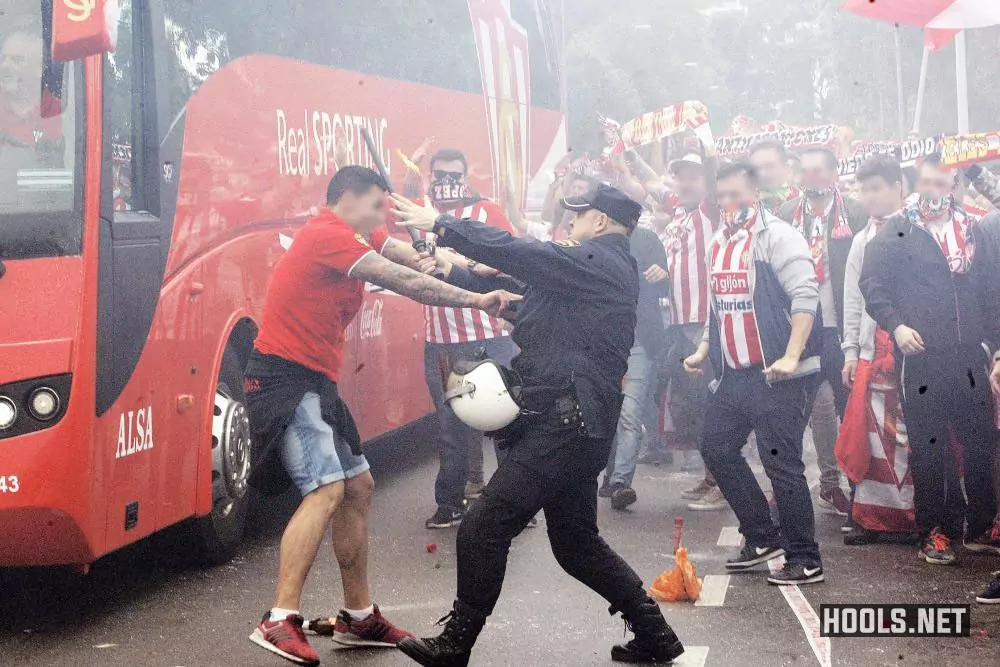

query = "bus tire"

[{"left": 195, "top": 347, "right": 253, "bottom": 565}]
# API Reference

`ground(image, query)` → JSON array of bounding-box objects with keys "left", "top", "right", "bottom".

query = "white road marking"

[
  {"left": 378, "top": 600, "right": 453, "bottom": 613},
  {"left": 767, "top": 556, "right": 831, "bottom": 667},
  {"left": 673, "top": 645, "right": 709, "bottom": 667},
  {"left": 717, "top": 526, "right": 744, "bottom": 547},
  {"left": 694, "top": 574, "right": 730, "bottom": 607}
]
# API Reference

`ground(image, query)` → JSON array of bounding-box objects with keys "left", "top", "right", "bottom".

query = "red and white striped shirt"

[
  {"left": 663, "top": 202, "right": 719, "bottom": 325},
  {"left": 709, "top": 225, "right": 764, "bottom": 369},
  {"left": 414, "top": 199, "right": 514, "bottom": 344}
]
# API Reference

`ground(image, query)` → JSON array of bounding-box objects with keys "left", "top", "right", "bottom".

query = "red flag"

[{"left": 925, "top": 28, "right": 960, "bottom": 51}]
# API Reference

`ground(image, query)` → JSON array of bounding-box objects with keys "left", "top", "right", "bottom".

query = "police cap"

[{"left": 560, "top": 183, "right": 641, "bottom": 230}]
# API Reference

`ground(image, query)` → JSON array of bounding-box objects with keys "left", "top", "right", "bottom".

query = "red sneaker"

[
  {"left": 332, "top": 604, "right": 414, "bottom": 648},
  {"left": 249, "top": 613, "right": 320, "bottom": 666}
]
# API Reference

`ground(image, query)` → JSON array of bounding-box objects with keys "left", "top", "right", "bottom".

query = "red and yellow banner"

[
  {"left": 616, "top": 101, "right": 712, "bottom": 154},
  {"left": 939, "top": 132, "right": 1000, "bottom": 169}
]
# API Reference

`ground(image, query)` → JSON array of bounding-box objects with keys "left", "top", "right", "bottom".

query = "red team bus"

[{"left": 0, "top": 0, "right": 564, "bottom": 567}]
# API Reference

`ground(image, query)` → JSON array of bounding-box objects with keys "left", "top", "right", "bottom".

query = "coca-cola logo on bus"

[{"left": 345, "top": 298, "right": 384, "bottom": 343}]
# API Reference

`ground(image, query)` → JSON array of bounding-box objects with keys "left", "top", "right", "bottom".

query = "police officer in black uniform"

[{"left": 390, "top": 184, "right": 684, "bottom": 666}]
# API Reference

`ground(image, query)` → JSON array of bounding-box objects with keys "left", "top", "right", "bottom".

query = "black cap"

[{"left": 560, "top": 182, "right": 642, "bottom": 230}]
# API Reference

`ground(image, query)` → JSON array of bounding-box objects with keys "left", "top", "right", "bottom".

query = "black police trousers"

[{"left": 455, "top": 420, "right": 648, "bottom": 617}]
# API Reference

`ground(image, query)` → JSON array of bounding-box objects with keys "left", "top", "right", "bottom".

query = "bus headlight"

[
  {"left": 28, "top": 387, "right": 60, "bottom": 421},
  {"left": 0, "top": 396, "right": 17, "bottom": 430}
]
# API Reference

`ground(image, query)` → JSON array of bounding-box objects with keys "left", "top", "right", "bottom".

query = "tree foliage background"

[{"left": 562, "top": 0, "right": 1000, "bottom": 152}]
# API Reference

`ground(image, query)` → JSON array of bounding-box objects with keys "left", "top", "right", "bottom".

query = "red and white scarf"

[
  {"left": 905, "top": 194, "right": 977, "bottom": 275},
  {"left": 791, "top": 189, "right": 853, "bottom": 283}
]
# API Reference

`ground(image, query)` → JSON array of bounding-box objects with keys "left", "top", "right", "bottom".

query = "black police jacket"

[{"left": 434, "top": 215, "right": 638, "bottom": 439}]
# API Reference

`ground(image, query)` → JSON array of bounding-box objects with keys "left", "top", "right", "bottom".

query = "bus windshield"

[{"left": 0, "top": 4, "right": 81, "bottom": 260}]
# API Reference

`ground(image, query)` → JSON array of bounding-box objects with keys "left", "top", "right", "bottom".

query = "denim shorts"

[{"left": 280, "top": 392, "right": 370, "bottom": 496}]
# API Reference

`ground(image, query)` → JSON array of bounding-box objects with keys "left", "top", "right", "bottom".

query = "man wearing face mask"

[
  {"left": 391, "top": 183, "right": 685, "bottom": 666},
  {"left": 413, "top": 148, "right": 520, "bottom": 530},
  {"left": 778, "top": 148, "right": 868, "bottom": 523},
  {"left": 685, "top": 161, "right": 825, "bottom": 585},
  {"left": 860, "top": 153, "right": 999, "bottom": 566},
  {"left": 648, "top": 147, "right": 727, "bottom": 508}
]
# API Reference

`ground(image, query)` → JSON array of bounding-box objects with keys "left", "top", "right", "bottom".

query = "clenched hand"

[
  {"left": 893, "top": 325, "right": 925, "bottom": 356},
  {"left": 644, "top": 264, "right": 669, "bottom": 284}
]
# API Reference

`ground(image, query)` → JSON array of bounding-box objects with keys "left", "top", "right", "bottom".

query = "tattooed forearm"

[{"left": 350, "top": 253, "right": 480, "bottom": 308}]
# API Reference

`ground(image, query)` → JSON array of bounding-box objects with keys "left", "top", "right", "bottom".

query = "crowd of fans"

[{"left": 398, "top": 133, "right": 1000, "bottom": 601}]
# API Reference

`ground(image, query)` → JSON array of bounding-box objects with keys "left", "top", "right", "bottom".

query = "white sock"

[
  {"left": 344, "top": 604, "right": 374, "bottom": 621},
  {"left": 269, "top": 607, "right": 299, "bottom": 622}
]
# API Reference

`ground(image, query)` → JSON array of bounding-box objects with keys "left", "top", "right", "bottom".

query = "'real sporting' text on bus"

[{"left": 275, "top": 109, "right": 391, "bottom": 177}]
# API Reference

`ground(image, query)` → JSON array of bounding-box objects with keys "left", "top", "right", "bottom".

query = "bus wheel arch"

[{"left": 194, "top": 321, "right": 258, "bottom": 565}]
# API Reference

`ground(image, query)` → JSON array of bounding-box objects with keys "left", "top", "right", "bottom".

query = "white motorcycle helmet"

[{"left": 444, "top": 360, "right": 521, "bottom": 432}]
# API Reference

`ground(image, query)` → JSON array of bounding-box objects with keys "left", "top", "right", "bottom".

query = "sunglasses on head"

[{"left": 433, "top": 170, "right": 465, "bottom": 180}]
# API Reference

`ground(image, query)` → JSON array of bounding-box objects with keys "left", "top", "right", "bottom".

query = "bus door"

[{"left": 98, "top": 0, "right": 178, "bottom": 548}]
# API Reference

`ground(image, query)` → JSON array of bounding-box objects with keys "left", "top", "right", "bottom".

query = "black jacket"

[
  {"left": 244, "top": 352, "right": 361, "bottom": 495},
  {"left": 778, "top": 195, "right": 868, "bottom": 332},
  {"left": 629, "top": 226, "right": 670, "bottom": 362},
  {"left": 859, "top": 212, "right": 998, "bottom": 352},
  {"left": 436, "top": 215, "right": 637, "bottom": 439}
]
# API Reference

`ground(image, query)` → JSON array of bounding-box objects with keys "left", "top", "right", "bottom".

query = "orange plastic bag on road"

[{"left": 649, "top": 547, "right": 702, "bottom": 602}]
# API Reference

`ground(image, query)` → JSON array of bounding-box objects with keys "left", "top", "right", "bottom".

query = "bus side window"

[{"left": 106, "top": 4, "right": 138, "bottom": 213}]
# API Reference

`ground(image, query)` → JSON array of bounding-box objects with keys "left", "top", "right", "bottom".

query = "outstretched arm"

[
  {"left": 390, "top": 193, "right": 612, "bottom": 294},
  {"left": 349, "top": 252, "right": 518, "bottom": 314}
]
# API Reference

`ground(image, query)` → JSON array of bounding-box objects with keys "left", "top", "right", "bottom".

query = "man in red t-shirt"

[{"left": 245, "top": 166, "right": 517, "bottom": 666}]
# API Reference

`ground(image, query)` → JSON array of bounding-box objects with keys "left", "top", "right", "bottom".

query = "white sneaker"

[{"left": 687, "top": 485, "right": 729, "bottom": 511}]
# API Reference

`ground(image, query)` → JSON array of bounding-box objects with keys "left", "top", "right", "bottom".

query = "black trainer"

[
  {"left": 610, "top": 483, "right": 638, "bottom": 511},
  {"left": 599, "top": 477, "right": 614, "bottom": 498},
  {"left": 398, "top": 601, "right": 486, "bottom": 667},
  {"left": 610, "top": 598, "right": 685, "bottom": 664},
  {"left": 766, "top": 561, "right": 824, "bottom": 585},
  {"left": 843, "top": 527, "right": 877, "bottom": 546},
  {"left": 725, "top": 544, "right": 785, "bottom": 570},
  {"left": 975, "top": 572, "right": 1000, "bottom": 604},
  {"left": 425, "top": 507, "right": 464, "bottom": 530}
]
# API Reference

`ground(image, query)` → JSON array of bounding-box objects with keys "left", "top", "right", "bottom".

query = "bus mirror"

[{"left": 50, "top": 0, "right": 120, "bottom": 62}]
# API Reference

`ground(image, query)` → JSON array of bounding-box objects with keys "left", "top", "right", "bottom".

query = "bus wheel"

[{"left": 196, "top": 349, "right": 252, "bottom": 564}]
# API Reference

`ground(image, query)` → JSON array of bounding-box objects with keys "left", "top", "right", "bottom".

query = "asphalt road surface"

[{"left": 1, "top": 420, "right": 998, "bottom": 667}]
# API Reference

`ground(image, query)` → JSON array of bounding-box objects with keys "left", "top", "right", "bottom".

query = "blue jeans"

[
  {"left": 605, "top": 343, "right": 653, "bottom": 487},
  {"left": 280, "top": 392, "right": 370, "bottom": 497},
  {"left": 425, "top": 336, "right": 517, "bottom": 512}
]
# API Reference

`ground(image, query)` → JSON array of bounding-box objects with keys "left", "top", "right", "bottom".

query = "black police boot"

[
  {"left": 398, "top": 600, "right": 486, "bottom": 667},
  {"left": 611, "top": 597, "right": 685, "bottom": 664}
]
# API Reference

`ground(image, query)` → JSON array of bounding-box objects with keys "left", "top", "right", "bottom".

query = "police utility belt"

[{"left": 443, "top": 360, "right": 585, "bottom": 441}]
